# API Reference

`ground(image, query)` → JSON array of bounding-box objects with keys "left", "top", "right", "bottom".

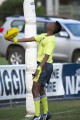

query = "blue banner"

[{"left": 62, "top": 64, "right": 80, "bottom": 98}]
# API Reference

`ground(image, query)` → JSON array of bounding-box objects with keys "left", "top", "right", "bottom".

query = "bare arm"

[
  {"left": 39, "top": 54, "right": 49, "bottom": 69},
  {"left": 33, "top": 54, "right": 49, "bottom": 77},
  {"left": 6, "top": 37, "right": 36, "bottom": 42}
]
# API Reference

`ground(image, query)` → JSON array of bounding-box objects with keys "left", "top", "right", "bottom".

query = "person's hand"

[
  {"left": 32, "top": 66, "right": 42, "bottom": 82},
  {"left": 5, "top": 37, "right": 12, "bottom": 41},
  {"left": 32, "top": 69, "right": 39, "bottom": 79},
  {"left": 5, "top": 37, "right": 18, "bottom": 43}
]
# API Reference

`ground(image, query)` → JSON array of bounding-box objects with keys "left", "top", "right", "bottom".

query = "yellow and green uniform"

[
  {"left": 35, "top": 33, "right": 56, "bottom": 63},
  {"left": 34, "top": 33, "right": 56, "bottom": 117}
]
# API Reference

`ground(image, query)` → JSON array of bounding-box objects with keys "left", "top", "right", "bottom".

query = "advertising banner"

[
  {"left": 46, "top": 63, "right": 65, "bottom": 97},
  {"left": 0, "top": 65, "right": 26, "bottom": 100},
  {"left": 62, "top": 63, "right": 80, "bottom": 98},
  {"left": 0, "top": 64, "right": 64, "bottom": 100},
  {"left": 0, "top": 63, "right": 80, "bottom": 101}
]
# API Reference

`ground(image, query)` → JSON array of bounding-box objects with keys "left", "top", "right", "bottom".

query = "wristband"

[
  {"left": 14, "top": 38, "right": 18, "bottom": 43},
  {"left": 37, "top": 66, "right": 42, "bottom": 71}
]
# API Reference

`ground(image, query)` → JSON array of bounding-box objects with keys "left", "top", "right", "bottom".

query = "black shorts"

[{"left": 37, "top": 62, "right": 53, "bottom": 85}]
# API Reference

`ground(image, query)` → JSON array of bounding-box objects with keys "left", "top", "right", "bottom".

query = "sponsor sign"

[
  {"left": 62, "top": 64, "right": 80, "bottom": 98},
  {"left": 0, "top": 64, "right": 64, "bottom": 100},
  {"left": 0, "top": 63, "right": 80, "bottom": 100},
  {"left": 0, "top": 65, "right": 26, "bottom": 100},
  {"left": 46, "top": 63, "right": 65, "bottom": 97}
]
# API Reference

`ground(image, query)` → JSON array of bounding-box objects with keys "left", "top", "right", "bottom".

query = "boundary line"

[{"left": 52, "top": 109, "right": 80, "bottom": 115}]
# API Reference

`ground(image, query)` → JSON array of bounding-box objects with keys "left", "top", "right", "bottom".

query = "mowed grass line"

[
  {"left": 0, "top": 57, "right": 8, "bottom": 65},
  {"left": 0, "top": 99, "right": 80, "bottom": 120}
]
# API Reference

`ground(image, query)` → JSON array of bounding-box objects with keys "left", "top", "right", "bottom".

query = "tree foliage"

[
  {"left": 0, "top": 0, "right": 45, "bottom": 20},
  {"left": 0, "top": 0, "right": 23, "bottom": 19}
]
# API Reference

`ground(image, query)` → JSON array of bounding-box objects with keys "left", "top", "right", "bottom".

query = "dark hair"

[{"left": 54, "top": 21, "right": 62, "bottom": 34}]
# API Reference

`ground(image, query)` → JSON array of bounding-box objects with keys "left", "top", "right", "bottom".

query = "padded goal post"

[{"left": 23, "top": 0, "right": 37, "bottom": 117}]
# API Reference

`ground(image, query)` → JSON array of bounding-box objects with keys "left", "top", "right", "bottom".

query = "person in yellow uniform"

[{"left": 6, "top": 21, "right": 62, "bottom": 120}]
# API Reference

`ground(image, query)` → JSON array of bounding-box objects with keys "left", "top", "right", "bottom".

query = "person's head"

[{"left": 47, "top": 21, "right": 62, "bottom": 34}]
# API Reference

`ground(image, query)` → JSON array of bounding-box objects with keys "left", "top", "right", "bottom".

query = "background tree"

[
  {"left": 0, "top": 0, "right": 23, "bottom": 20},
  {"left": 0, "top": 0, "right": 45, "bottom": 23}
]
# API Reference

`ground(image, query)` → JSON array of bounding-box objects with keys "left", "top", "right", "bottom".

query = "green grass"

[
  {"left": 0, "top": 99, "right": 80, "bottom": 120},
  {"left": 0, "top": 56, "right": 8, "bottom": 65}
]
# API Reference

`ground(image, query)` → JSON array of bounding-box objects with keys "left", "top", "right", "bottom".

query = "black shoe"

[
  {"left": 43, "top": 112, "right": 52, "bottom": 120},
  {"left": 33, "top": 114, "right": 43, "bottom": 120}
]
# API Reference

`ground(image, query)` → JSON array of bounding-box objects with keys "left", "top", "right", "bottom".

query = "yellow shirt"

[{"left": 35, "top": 33, "right": 56, "bottom": 63}]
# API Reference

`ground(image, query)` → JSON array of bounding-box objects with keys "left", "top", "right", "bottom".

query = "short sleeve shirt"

[{"left": 34, "top": 33, "right": 56, "bottom": 63}]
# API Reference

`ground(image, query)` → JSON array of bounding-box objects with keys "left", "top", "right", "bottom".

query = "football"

[{"left": 4, "top": 27, "right": 19, "bottom": 39}]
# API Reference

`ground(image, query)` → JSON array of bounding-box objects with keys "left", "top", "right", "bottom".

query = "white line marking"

[{"left": 52, "top": 109, "right": 80, "bottom": 115}]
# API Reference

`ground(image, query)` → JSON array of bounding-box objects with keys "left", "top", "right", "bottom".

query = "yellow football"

[{"left": 4, "top": 27, "right": 19, "bottom": 39}]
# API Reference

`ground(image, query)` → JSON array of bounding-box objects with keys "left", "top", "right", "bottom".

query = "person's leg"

[
  {"left": 37, "top": 63, "right": 53, "bottom": 119},
  {"left": 40, "top": 84, "right": 49, "bottom": 114},
  {"left": 40, "top": 63, "right": 53, "bottom": 115},
  {"left": 32, "top": 82, "right": 41, "bottom": 117},
  {"left": 40, "top": 85, "right": 51, "bottom": 120}
]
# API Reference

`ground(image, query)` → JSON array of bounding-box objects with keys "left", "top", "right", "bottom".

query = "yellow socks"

[
  {"left": 34, "top": 95, "right": 48, "bottom": 116},
  {"left": 41, "top": 95, "right": 48, "bottom": 114},
  {"left": 34, "top": 98, "right": 40, "bottom": 116}
]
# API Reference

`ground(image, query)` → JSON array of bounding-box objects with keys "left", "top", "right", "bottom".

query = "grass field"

[
  {"left": 0, "top": 56, "right": 8, "bottom": 65},
  {"left": 0, "top": 99, "right": 80, "bottom": 120}
]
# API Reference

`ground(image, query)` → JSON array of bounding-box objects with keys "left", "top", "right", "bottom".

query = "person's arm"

[
  {"left": 6, "top": 37, "right": 35, "bottom": 42},
  {"left": 33, "top": 54, "right": 49, "bottom": 78},
  {"left": 39, "top": 54, "right": 49, "bottom": 68}
]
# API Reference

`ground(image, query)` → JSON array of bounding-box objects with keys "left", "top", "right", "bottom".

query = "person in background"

[{"left": 6, "top": 21, "right": 62, "bottom": 120}]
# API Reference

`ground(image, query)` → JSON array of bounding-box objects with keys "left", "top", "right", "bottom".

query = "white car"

[{"left": 0, "top": 16, "right": 80, "bottom": 64}]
